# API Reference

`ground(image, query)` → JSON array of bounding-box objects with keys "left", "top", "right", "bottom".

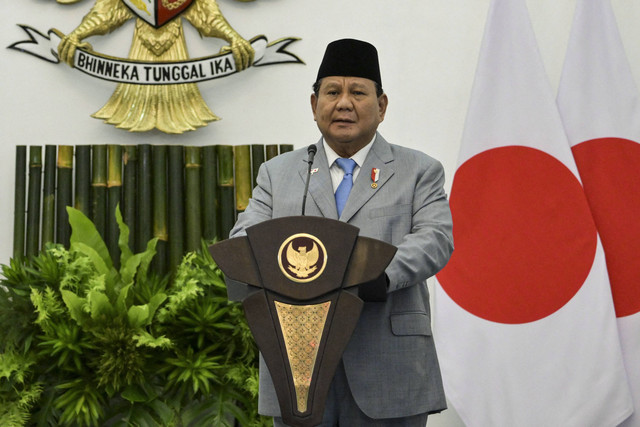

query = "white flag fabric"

[
  {"left": 557, "top": 0, "right": 640, "bottom": 425},
  {"left": 433, "top": 0, "right": 633, "bottom": 425}
]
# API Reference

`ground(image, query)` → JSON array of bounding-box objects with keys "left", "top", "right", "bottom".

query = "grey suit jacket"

[{"left": 229, "top": 133, "right": 454, "bottom": 419}]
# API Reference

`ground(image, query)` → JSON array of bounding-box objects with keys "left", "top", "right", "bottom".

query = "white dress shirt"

[{"left": 323, "top": 135, "right": 376, "bottom": 193}]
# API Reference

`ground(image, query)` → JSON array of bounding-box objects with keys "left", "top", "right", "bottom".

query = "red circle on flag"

[
  {"left": 572, "top": 137, "right": 640, "bottom": 318},
  {"left": 437, "top": 146, "right": 597, "bottom": 324}
]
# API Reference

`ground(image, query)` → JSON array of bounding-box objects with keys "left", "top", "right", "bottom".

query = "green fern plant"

[{"left": 0, "top": 207, "right": 270, "bottom": 427}]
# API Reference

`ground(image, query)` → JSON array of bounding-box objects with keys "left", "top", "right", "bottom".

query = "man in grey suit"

[{"left": 229, "top": 38, "right": 454, "bottom": 426}]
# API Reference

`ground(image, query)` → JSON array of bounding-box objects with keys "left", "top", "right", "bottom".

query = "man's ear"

[
  {"left": 378, "top": 93, "right": 388, "bottom": 121},
  {"left": 310, "top": 93, "right": 318, "bottom": 121}
]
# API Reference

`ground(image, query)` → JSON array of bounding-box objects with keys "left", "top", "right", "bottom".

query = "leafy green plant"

[{"left": 0, "top": 207, "right": 270, "bottom": 426}]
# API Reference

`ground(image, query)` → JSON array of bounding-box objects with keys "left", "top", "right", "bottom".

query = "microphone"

[
  {"left": 307, "top": 144, "right": 317, "bottom": 164},
  {"left": 301, "top": 144, "right": 317, "bottom": 215}
]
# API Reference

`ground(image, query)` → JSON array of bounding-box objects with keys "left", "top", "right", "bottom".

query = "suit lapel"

[
  {"left": 340, "top": 134, "right": 395, "bottom": 222},
  {"left": 297, "top": 140, "right": 339, "bottom": 219}
]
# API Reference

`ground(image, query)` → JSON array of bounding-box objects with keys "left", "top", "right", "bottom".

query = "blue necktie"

[{"left": 335, "top": 158, "right": 357, "bottom": 217}]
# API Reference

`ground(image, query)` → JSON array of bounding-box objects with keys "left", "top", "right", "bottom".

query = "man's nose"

[{"left": 336, "top": 92, "right": 353, "bottom": 110}]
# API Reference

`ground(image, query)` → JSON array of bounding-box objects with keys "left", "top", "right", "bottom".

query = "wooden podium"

[{"left": 209, "top": 216, "right": 396, "bottom": 427}]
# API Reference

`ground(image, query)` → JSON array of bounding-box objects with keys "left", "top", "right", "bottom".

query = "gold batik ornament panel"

[{"left": 275, "top": 301, "right": 331, "bottom": 413}]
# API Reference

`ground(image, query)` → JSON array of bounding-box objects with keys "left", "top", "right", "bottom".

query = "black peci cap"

[{"left": 316, "top": 39, "right": 382, "bottom": 87}]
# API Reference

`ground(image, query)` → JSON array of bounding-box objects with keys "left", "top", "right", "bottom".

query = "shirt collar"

[{"left": 323, "top": 134, "right": 376, "bottom": 168}]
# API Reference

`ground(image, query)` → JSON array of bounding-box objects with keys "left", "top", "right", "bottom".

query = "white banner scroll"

[{"left": 9, "top": 25, "right": 303, "bottom": 85}]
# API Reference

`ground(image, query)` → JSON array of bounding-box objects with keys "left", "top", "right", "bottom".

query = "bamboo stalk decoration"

[
  {"left": 13, "top": 146, "right": 27, "bottom": 260},
  {"left": 184, "top": 146, "right": 202, "bottom": 252},
  {"left": 279, "top": 144, "right": 294, "bottom": 154},
  {"left": 26, "top": 146, "right": 42, "bottom": 258},
  {"left": 107, "top": 145, "right": 122, "bottom": 267},
  {"left": 217, "top": 145, "right": 235, "bottom": 239},
  {"left": 14, "top": 142, "right": 278, "bottom": 263},
  {"left": 136, "top": 144, "right": 152, "bottom": 253},
  {"left": 251, "top": 144, "right": 265, "bottom": 189},
  {"left": 75, "top": 145, "right": 91, "bottom": 217},
  {"left": 92, "top": 145, "right": 108, "bottom": 240},
  {"left": 201, "top": 145, "right": 219, "bottom": 242},
  {"left": 168, "top": 145, "right": 185, "bottom": 272},
  {"left": 152, "top": 145, "right": 168, "bottom": 275},
  {"left": 234, "top": 145, "right": 251, "bottom": 215},
  {"left": 41, "top": 145, "right": 57, "bottom": 248},
  {"left": 123, "top": 145, "right": 137, "bottom": 251},
  {"left": 56, "top": 146, "right": 74, "bottom": 248},
  {"left": 266, "top": 144, "right": 279, "bottom": 160}
]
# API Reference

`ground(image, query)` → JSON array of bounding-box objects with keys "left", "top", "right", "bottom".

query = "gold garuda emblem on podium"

[
  {"left": 9, "top": 0, "right": 304, "bottom": 134},
  {"left": 278, "top": 233, "right": 328, "bottom": 283}
]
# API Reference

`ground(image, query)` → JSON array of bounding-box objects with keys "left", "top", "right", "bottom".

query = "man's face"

[{"left": 311, "top": 76, "right": 388, "bottom": 158}]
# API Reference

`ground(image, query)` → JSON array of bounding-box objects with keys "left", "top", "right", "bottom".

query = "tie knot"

[{"left": 335, "top": 158, "right": 357, "bottom": 175}]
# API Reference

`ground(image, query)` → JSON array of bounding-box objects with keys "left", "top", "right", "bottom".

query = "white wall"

[{"left": 3, "top": 1, "right": 640, "bottom": 425}]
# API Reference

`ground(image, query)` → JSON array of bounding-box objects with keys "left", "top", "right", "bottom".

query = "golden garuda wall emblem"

[{"left": 9, "top": 0, "right": 303, "bottom": 134}]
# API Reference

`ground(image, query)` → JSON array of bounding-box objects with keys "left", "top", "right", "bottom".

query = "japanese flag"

[
  {"left": 557, "top": 0, "right": 640, "bottom": 425},
  {"left": 432, "top": 0, "right": 633, "bottom": 425}
]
